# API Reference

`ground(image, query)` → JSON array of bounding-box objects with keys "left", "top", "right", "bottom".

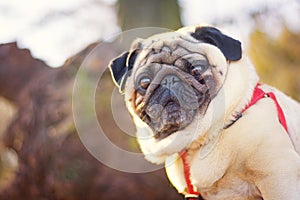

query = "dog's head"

[{"left": 109, "top": 26, "right": 244, "bottom": 163}]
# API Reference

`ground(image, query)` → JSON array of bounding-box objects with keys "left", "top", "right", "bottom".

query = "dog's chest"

[
  {"left": 193, "top": 170, "right": 261, "bottom": 199},
  {"left": 190, "top": 158, "right": 261, "bottom": 199},
  {"left": 166, "top": 153, "right": 262, "bottom": 200}
]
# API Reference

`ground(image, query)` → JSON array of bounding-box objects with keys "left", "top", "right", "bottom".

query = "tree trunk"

[{"left": 118, "top": 0, "right": 182, "bottom": 30}]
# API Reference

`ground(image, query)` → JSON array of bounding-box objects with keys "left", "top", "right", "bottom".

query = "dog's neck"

[{"left": 223, "top": 57, "right": 259, "bottom": 126}]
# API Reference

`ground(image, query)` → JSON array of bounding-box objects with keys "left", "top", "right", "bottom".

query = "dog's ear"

[
  {"left": 109, "top": 50, "right": 138, "bottom": 93},
  {"left": 109, "top": 51, "right": 129, "bottom": 87},
  {"left": 191, "top": 26, "right": 242, "bottom": 61}
]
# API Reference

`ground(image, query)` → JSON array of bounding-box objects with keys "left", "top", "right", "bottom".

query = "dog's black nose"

[
  {"left": 161, "top": 75, "right": 181, "bottom": 89},
  {"left": 145, "top": 86, "right": 180, "bottom": 120},
  {"left": 160, "top": 74, "right": 183, "bottom": 108}
]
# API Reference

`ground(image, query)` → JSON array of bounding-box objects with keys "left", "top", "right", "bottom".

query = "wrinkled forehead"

[
  {"left": 132, "top": 31, "right": 209, "bottom": 67},
  {"left": 135, "top": 29, "right": 200, "bottom": 52},
  {"left": 140, "top": 30, "right": 198, "bottom": 48}
]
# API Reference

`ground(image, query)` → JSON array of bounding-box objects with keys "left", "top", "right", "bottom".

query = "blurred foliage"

[
  {"left": 96, "top": 70, "right": 140, "bottom": 153},
  {"left": 0, "top": 1, "right": 185, "bottom": 198},
  {"left": 249, "top": 27, "right": 300, "bottom": 101},
  {"left": 0, "top": 42, "right": 181, "bottom": 200}
]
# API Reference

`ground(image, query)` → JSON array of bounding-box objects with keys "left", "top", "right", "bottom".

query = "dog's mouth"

[{"left": 134, "top": 74, "right": 210, "bottom": 140}]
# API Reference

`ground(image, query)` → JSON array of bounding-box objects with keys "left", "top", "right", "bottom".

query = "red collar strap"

[{"left": 180, "top": 83, "right": 288, "bottom": 200}]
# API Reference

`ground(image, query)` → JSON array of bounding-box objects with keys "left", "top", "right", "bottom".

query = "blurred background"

[{"left": 0, "top": 0, "right": 299, "bottom": 199}]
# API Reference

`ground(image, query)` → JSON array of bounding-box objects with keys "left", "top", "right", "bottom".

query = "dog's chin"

[{"left": 133, "top": 111, "right": 204, "bottom": 164}]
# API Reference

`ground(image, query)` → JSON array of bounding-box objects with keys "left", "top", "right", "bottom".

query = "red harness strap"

[
  {"left": 180, "top": 150, "right": 202, "bottom": 200},
  {"left": 242, "top": 83, "right": 288, "bottom": 133},
  {"left": 180, "top": 83, "right": 288, "bottom": 200}
]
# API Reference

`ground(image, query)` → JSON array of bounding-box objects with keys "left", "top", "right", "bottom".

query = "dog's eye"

[
  {"left": 139, "top": 76, "right": 151, "bottom": 90},
  {"left": 191, "top": 65, "right": 208, "bottom": 76},
  {"left": 136, "top": 73, "right": 153, "bottom": 95}
]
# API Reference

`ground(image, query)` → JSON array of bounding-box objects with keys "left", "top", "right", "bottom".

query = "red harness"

[
  {"left": 180, "top": 83, "right": 288, "bottom": 200},
  {"left": 242, "top": 83, "right": 288, "bottom": 133},
  {"left": 180, "top": 150, "right": 202, "bottom": 200}
]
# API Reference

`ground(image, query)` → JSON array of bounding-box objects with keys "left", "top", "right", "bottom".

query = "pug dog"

[{"left": 109, "top": 25, "right": 300, "bottom": 200}]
